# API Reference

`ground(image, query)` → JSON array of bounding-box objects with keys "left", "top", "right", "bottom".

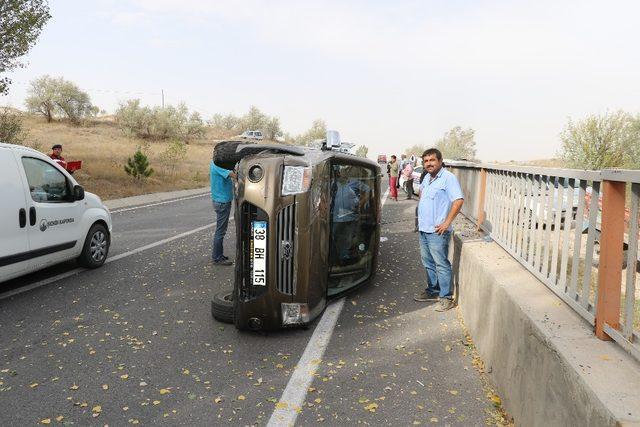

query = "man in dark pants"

[{"left": 210, "top": 160, "right": 236, "bottom": 265}]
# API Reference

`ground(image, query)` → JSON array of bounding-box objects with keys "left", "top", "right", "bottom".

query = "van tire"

[
  {"left": 213, "top": 141, "right": 259, "bottom": 170},
  {"left": 77, "top": 223, "right": 110, "bottom": 268},
  {"left": 211, "top": 290, "right": 234, "bottom": 323}
]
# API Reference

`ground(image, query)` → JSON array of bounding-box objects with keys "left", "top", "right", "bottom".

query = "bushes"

[
  {"left": 0, "top": 107, "right": 28, "bottom": 145},
  {"left": 115, "top": 100, "right": 204, "bottom": 142},
  {"left": 559, "top": 111, "right": 639, "bottom": 170},
  {"left": 210, "top": 105, "right": 282, "bottom": 139}
]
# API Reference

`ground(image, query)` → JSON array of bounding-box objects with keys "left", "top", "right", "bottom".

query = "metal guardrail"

[{"left": 447, "top": 162, "right": 640, "bottom": 361}]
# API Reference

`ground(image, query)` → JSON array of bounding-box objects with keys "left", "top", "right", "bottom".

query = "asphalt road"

[{"left": 0, "top": 189, "right": 498, "bottom": 426}]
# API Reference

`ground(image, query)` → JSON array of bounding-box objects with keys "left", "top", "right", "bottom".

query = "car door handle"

[
  {"left": 19, "top": 208, "right": 26, "bottom": 228},
  {"left": 29, "top": 207, "right": 36, "bottom": 226}
]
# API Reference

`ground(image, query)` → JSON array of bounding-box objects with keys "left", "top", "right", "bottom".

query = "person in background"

[
  {"left": 402, "top": 161, "right": 414, "bottom": 199},
  {"left": 398, "top": 154, "right": 407, "bottom": 188},
  {"left": 389, "top": 155, "right": 399, "bottom": 201},
  {"left": 49, "top": 144, "right": 67, "bottom": 169},
  {"left": 414, "top": 148, "right": 464, "bottom": 312},
  {"left": 210, "top": 158, "right": 237, "bottom": 266}
]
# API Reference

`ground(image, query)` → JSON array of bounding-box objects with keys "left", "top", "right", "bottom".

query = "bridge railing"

[{"left": 447, "top": 162, "right": 640, "bottom": 361}]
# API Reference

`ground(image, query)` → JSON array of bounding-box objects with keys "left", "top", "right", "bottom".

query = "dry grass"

[{"left": 17, "top": 115, "right": 236, "bottom": 200}]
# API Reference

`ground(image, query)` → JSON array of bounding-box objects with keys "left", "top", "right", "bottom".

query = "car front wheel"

[{"left": 77, "top": 223, "right": 110, "bottom": 268}]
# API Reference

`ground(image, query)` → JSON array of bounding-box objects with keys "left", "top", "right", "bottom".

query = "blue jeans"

[
  {"left": 419, "top": 231, "right": 453, "bottom": 299},
  {"left": 212, "top": 201, "right": 232, "bottom": 261}
]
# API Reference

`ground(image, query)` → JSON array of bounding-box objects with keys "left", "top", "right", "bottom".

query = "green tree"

[
  {"left": 355, "top": 145, "right": 369, "bottom": 158},
  {"left": 124, "top": 148, "right": 154, "bottom": 181},
  {"left": 55, "top": 79, "right": 98, "bottom": 123},
  {"left": 263, "top": 116, "right": 281, "bottom": 140},
  {"left": 435, "top": 126, "right": 477, "bottom": 160},
  {"left": 404, "top": 144, "right": 428, "bottom": 157},
  {"left": 293, "top": 119, "right": 327, "bottom": 146},
  {"left": 0, "top": 107, "right": 28, "bottom": 145},
  {"left": 0, "top": 0, "right": 51, "bottom": 95},
  {"left": 25, "top": 75, "right": 98, "bottom": 123},
  {"left": 621, "top": 114, "right": 640, "bottom": 169},
  {"left": 241, "top": 105, "right": 267, "bottom": 131},
  {"left": 211, "top": 113, "right": 241, "bottom": 131},
  {"left": 560, "top": 111, "right": 632, "bottom": 170},
  {"left": 24, "top": 75, "right": 57, "bottom": 122}
]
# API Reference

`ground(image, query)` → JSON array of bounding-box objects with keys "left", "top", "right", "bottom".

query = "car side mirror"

[{"left": 73, "top": 184, "right": 85, "bottom": 201}]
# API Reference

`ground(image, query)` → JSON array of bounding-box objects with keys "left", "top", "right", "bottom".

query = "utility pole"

[{"left": 161, "top": 89, "right": 164, "bottom": 108}]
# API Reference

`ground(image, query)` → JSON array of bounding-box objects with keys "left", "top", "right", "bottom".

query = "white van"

[{"left": 0, "top": 143, "right": 112, "bottom": 283}]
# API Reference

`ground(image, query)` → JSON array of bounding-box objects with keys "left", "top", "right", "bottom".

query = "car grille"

[
  {"left": 276, "top": 203, "right": 296, "bottom": 295},
  {"left": 239, "top": 202, "right": 268, "bottom": 301}
]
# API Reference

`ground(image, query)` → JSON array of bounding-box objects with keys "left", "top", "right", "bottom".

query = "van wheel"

[
  {"left": 77, "top": 223, "right": 110, "bottom": 268},
  {"left": 211, "top": 290, "right": 234, "bottom": 323}
]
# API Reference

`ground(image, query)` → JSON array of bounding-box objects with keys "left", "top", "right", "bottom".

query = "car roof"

[{"left": 0, "top": 142, "right": 47, "bottom": 158}]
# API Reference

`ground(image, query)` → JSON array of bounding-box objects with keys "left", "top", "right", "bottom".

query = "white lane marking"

[
  {"left": 266, "top": 186, "right": 390, "bottom": 426},
  {"left": 0, "top": 222, "right": 218, "bottom": 300},
  {"left": 381, "top": 186, "right": 390, "bottom": 206},
  {"left": 110, "top": 193, "right": 209, "bottom": 214},
  {"left": 267, "top": 298, "right": 345, "bottom": 427}
]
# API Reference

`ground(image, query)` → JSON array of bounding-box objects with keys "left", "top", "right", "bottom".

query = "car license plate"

[{"left": 252, "top": 221, "right": 267, "bottom": 286}]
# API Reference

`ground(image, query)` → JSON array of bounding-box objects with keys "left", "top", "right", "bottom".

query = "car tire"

[
  {"left": 213, "top": 140, "right": 261, "bottom": 170},
  {"left": 77, "top": 223, "right": 110, "bottom": 268},
  {"left": 211, "top": 290, "right": 234, "bottom": 323}
]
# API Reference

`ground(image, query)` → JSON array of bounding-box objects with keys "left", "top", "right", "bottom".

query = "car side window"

[{"left": 21, "top": 157, "right": 71, "bottom": 203}]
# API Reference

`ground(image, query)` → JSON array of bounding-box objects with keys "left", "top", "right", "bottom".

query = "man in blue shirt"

[
  {"left": 414, "top": 148, "right": 464, "bottom": 311},
  {"left": 210, "top": 160, "right": 236, "bottom": 265}
]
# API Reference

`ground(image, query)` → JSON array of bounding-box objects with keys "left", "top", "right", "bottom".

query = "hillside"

[{"left": 14, "top": 115, "right": 253, "bottom": 200}]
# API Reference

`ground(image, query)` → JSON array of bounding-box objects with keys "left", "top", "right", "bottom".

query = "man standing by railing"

[{"left": 414, "top": 148, "right": 464, "bottom": 312}]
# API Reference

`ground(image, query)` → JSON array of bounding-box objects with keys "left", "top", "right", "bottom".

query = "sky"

[{"left": 3, "top": 0, "right": 640, "bottom": 161}]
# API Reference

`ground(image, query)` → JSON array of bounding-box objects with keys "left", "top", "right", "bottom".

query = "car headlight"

[
  {"left": 248, "top": 164, "right": 264, "bottom": 182},
  {"left": 282, "top": 166, "right": 312, "bottom": 196}
]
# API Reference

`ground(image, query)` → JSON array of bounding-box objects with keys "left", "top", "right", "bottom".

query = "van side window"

[{"left": 21, "top": 157, "right": 71, "bottom": 203}]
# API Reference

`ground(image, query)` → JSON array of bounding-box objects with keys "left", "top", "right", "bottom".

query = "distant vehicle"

[
  {"left": 400, "top": 165, "right": 423, "bottom": 194},
  {"left": 377, "top": 155, "right": 387, "bottom": 164},
  {"left": 338, "top": 141, "right": 356, "bottom": 154},
  {"left": 238, "top": 130, "right": 264, "bottom": 141},
  {"left": 0, "top": 143, "right": 112, "bottom": 283}
]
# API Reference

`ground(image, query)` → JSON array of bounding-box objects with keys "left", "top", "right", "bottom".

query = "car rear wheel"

[
  {"left": 77, "top": 223, "right": 110, "bottom": 268},
  {"left": 211, "top": 290, "right": 234, "bottom": 323}
]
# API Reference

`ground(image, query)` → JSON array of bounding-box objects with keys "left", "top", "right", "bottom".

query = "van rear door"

[{"left": 0, "top": 147, "right": 31, "bottom": 281}]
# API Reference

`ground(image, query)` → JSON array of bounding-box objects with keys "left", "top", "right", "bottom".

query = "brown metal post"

[
  {"left": 595, "top": 180, "right": 626, "bottom": 340},
  {"left": 476, "top": 168, "right": 487, "bottom": 231}
]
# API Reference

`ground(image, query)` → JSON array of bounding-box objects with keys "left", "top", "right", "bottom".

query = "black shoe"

[
  {"left": 413, "top": 291, "right": 439, "bottom": 302},
  {"left": 213, "top": 258, "right": 233, "bottom": 266}
]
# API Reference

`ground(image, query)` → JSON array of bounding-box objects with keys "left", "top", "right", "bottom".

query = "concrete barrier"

[{"left": 453, "top": 236, "right": 640, "bottom": 427}]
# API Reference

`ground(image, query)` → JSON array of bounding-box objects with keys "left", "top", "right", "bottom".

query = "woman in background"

[{"left": 389, "top": 155, "right": 399, "bottom": 201}]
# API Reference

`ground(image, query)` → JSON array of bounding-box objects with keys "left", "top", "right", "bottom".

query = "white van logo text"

[{"left": 39, "top": 218, "right": 75, "bottom": 232}]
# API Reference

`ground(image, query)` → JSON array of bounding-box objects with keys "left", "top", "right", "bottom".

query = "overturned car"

[{"left": 211, "top": 132, "right": 381, "bottom": 331}]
